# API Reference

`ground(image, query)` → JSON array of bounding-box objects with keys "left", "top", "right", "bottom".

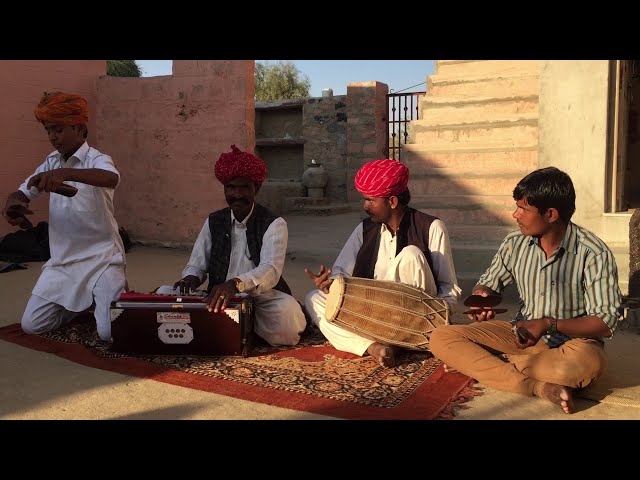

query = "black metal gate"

[{"left": 385, "top": 90, "right": 426, "bottom": 161}]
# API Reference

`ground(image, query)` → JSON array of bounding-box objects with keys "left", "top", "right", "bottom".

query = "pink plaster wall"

[
  {"left": 96, "top": 60, "right": 255, "bottom": 244},
  {"left": 0, "top": 60, "right": 105, "bottom": 237}
]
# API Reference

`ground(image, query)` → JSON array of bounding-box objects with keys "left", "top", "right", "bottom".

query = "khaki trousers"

[{"left": 428, "top": 320, "right": 607, "bottom": 395}]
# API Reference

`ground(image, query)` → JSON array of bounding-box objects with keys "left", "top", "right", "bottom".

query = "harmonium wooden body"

[{"left": 110, "top": 292, "right": 255, "bottom": 357}]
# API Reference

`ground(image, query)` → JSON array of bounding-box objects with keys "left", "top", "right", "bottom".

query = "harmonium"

[{"left": 110, "top": 292, "right": 255, "bottom": 357}]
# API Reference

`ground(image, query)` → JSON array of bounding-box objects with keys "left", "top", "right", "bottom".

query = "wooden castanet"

[{"left": 463, "top": 294, "right": 502, "bottom": 308}]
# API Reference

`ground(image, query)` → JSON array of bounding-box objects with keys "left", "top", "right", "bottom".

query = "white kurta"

[
  {"left": 18, "top": 142, "right": 125, "bottom": 312},
  {"left": 305, "top": 219, "right": 462, "bottom": 355},
  {"left": 330, "top": 220, "right": 461, "bottom": 308},
  {"left": 172, "top": 204, "right": 305, "bottom": 346}
]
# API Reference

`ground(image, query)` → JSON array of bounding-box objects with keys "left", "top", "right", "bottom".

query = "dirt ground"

[{"left": 1, "top": 211, "right": 639, "bottom": 420}]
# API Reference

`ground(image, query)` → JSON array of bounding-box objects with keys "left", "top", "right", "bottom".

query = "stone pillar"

[
  {"left": 302, "top": 95, "right": 348, "bottom": 202},
  {"left": 346, "top": 81, "right": 389, "bottom": 202}
]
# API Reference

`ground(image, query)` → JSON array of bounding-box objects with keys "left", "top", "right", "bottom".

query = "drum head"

[{"left": 324, "top": 276, "right": 346, "bottom": 322}]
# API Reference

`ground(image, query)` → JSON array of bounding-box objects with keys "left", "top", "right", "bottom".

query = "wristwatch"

[{"left": 233, "top": 278, "right": 246, "bottom": 293}]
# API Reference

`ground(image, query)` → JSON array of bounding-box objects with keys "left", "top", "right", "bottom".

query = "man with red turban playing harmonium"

[
  {"left": 1, "top": 92, "right": 126, "bottom": 342},
  {"left": 165, "top": 145, "right": 306, "bottom": 346},
  {"left": 304, "top": 159, "right": 461, "bottom": 367}
]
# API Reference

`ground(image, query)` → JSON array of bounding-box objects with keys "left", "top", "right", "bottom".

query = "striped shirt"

[{"left": 477, "top": 222, "right": 623, "bottom": 347}]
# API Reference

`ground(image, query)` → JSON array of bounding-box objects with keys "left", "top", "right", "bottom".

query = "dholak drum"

[{"left": 324, "top": 276, "right": 449, "bottom": 351}]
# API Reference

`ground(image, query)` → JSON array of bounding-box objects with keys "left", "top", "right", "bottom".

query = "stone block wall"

[{"left": 303, "top": 95, "right": 348, "bottom": 201}]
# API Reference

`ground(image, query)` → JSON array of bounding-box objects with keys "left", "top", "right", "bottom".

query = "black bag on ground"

[
  {"left": 0, "top": 221, "right": 50, "bottom": 263},
  {"left": 119, "top": 226, "right": 132, "bottom": 252}
]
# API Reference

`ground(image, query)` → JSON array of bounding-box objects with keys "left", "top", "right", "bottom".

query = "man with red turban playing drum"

[
  {"left": 304, "top": 159, "right": 461, "bottom": 367},
  {"left": 1, "top": 92, "right": 126, "bottom": 342},
  {"left": 167, "top": 145, "right": 306, "bottom": 346}
]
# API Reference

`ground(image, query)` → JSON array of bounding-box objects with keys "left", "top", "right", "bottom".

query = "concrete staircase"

[
  {"left": 282, "top": 196, "right": 352, "bottom": 215},
  {"left": 405, "top": 60, "right": 543, "bottom": 289}
]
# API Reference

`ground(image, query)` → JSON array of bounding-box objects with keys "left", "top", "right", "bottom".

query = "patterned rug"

[{"left": 0, "top": 320, "right": 479, "bottom": 420}]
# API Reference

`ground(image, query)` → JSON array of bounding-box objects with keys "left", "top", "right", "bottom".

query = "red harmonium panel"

[{"left": 110, "top": 292, "right": 255, "bottom": 356}]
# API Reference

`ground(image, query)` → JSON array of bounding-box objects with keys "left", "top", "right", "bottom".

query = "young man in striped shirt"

[{"left": 429, "top": 167, "right": 623, "bottom": 414}]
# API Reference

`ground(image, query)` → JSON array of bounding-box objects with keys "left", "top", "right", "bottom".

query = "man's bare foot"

[
  {"left": 367, "top": 343, "right": 397, "bottom": 368},
  {"left": 535, "top": 382, "right": 574, "bottom": 414},
  {"left": 443, "top": 364, "right": 459, "bottom": 374}
]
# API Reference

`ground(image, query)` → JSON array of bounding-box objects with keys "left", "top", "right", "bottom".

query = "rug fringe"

[{"left": 436, "top": 380, "right": 484, "bottom": 420}]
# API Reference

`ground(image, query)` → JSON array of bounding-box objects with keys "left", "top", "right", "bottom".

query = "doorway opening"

[{"left": 607, "top": 60, "right": 640, "bottom": 212}]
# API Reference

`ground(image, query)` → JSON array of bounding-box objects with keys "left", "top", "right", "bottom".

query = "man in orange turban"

[
  {"left": 164, "top": 145, "right": 306, "bottom": 347},
  {"left": 1, "top": 91, "right": 126, "bottom": 342},
  {"left": 34, "top": 91, "right": 89, "bottom": 126},
  {"left": 304, "top": 159, "right": 461, "bottom": 367}
]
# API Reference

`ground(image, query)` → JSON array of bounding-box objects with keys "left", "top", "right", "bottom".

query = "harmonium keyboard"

[{"left": 110, "top": 292, "right": 255, "bottom": 356}]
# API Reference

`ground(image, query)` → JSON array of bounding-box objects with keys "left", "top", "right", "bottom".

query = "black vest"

[
  {"left": 207, "top": 203, "right": 291, "bottom": 295},
  {"left": 352, "top": 207, "right": 438, "bottom": 288}
]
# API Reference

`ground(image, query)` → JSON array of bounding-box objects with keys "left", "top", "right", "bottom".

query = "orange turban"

[
  {"left": 214, "top": 145, "right": 267, "bottom": 186},
  {"left": 33, "top": 91, "right": 89, "bottom": 125},
  {"left": 354, "top": 159, "right": 409, "bottom": 197}
]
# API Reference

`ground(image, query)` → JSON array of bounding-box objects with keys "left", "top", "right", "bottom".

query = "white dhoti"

[
  {"left": 21, "top": 261, "right": 126, "bottom": 341},
  {"left": 251, "top": 289, "right": 307, "bottom": 346},
  {"left": 304, "top": 245, "right": 437, "bottom": 356}
]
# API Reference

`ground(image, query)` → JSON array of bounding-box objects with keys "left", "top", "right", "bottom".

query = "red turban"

[
  {"left": 354, "top": 159, "right": 409, "bottom": 197},
  {"left": 33, "top": 92, "right": 89, "bottom": 125},
  {"left": 214, "top": 145, "right": 267, "bottom": 186}
]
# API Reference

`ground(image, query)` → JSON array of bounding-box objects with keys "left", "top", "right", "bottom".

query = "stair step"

[
  {"left": 282, "top": 197, "right": 329, "bottom": 209},
  {"left": 259, "top": 181, "right": 305, "bottom": 216},
  {"left": 409, "top": 171, "right": 526, "bottom": 196},
  {"left": 428, "top": 72, "right": 540, "bottom": 98},
  {"left": 403, "top": 141, "right": 537, "bottom": 153},
  {"left": 286, "top": 203, "right": 353, "bottom": 216},
  {"left": 447, "top": 225, "right": 517, "bottom": 242},
  {"left": 422, "top": 94, "right": 539, "bottom": 107},
  {"left": 451, "top": 242, "right": 502, "bottom": 274},
  {"left": 410, "top": 167, "right": 531, "bottom": 178},
  {"left": 413, "top": 112, "right": 538, "bottom": 129},
  {"left": 420, "top": 207, "right": 515, "bottom": 225},
  {"left": 436, "top": 60, "right": 542, "bottom": 78},
  {"left": 421, "top": 94, "right": 538, "bottom": 124},
  {"left": 412, "top": 194, "right": 516, "bottom": 209},
  {"left": 403, "top": 145, "right": 537, "bottom": 172},
  {"left": 412, "top": 117, "right": 538, "bottom": 147}
]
